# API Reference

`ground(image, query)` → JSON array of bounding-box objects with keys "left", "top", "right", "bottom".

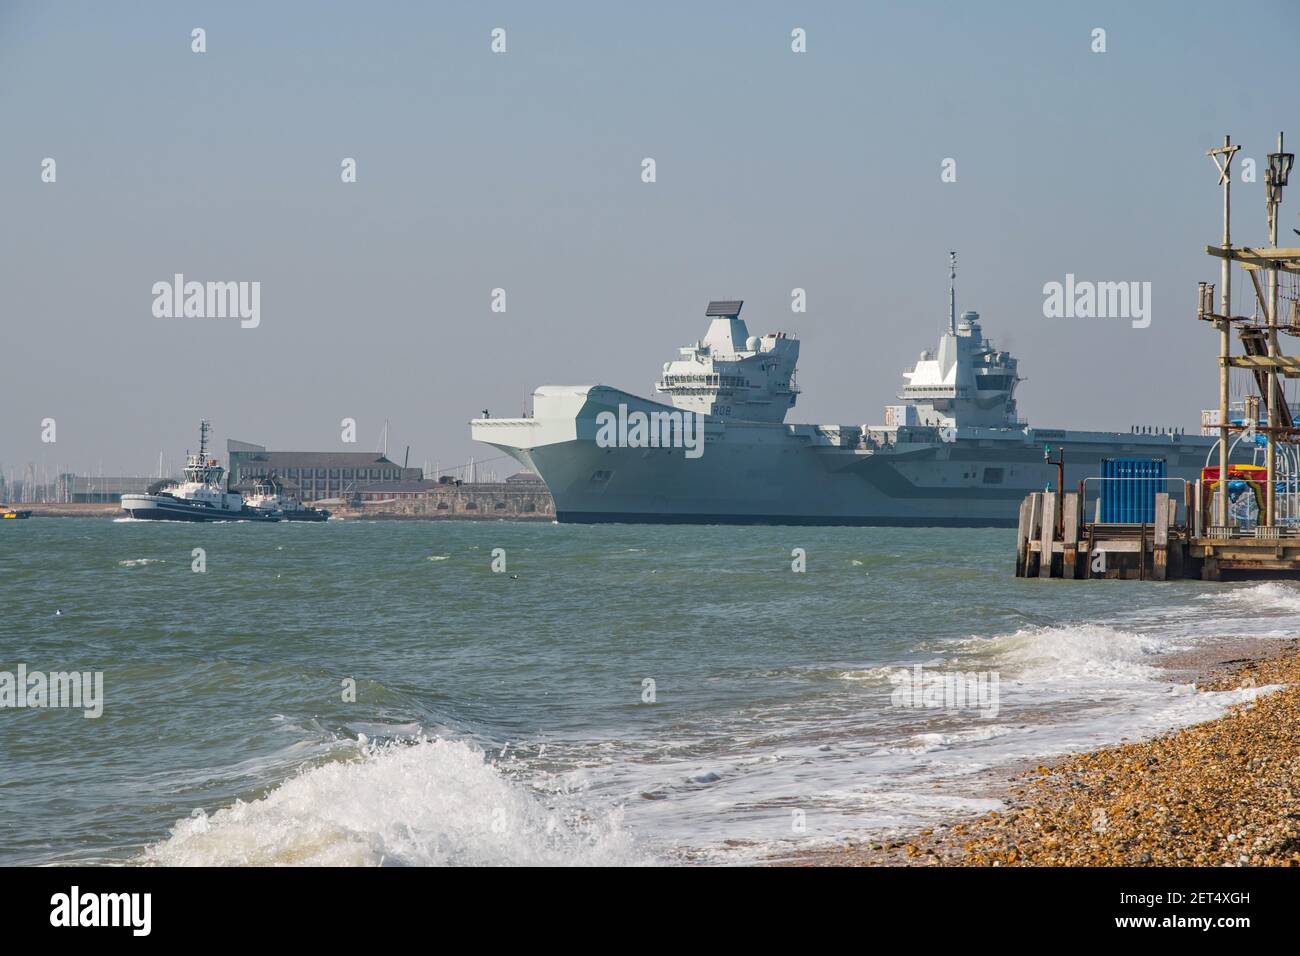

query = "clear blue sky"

[{"left": 2, "top": 0, "right": 1297, "bottom": 477}]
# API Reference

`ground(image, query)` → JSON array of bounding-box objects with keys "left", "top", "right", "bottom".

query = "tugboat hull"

[
  {"left": 276, "top": 509, "right": 330, "bottom": 522},
  {"left": 244, "top": 507, "right": 330, "bottom": 522},
  {"left": 120, "top": 494, "right": 279, "bottom": 522}
]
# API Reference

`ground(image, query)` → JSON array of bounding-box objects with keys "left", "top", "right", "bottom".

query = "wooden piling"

[
  {"left": 1015, "top": 496, "right": 1031, "bottom": 576},
  {"left": 1024, "top": 493, "right": 1043, "bottom": 577},
  {"left": 1153, "top": 492, "right": 1170, "bottom": 581},
  {"left": 1085, "top": 521, "right": 1097, "bottom": 579},
  {"left": 1039, "top": 492, "right": 1058, "bottom": 579},
  {"left": 1139, "top": 523, "right": 1147, "bottom": 581},
  {"left": 1166, "top": 496, "right": 1182, "bottom": 578},
  {"left": 1202, "top": 556, "right": 1221, "bottom": 581},
  {"left": 1062, "top": 491, "right": 1079, "bottom": 578}
]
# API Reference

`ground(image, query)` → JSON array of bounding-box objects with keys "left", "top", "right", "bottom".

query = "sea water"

[{"left": 0, "top": 519, "right": 1284, "bottom": 865}]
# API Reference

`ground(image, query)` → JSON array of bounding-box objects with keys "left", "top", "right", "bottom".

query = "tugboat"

[
  {"left": 120, "top": 421, "right": 279, "bottom": 522},
  {"left": 243, "top": 474, "right": 331, "bottom": 522}
]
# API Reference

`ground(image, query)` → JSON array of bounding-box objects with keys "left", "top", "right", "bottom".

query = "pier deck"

[{"left": 1015, "top": 490, "right": 1300, "bottom": 581}]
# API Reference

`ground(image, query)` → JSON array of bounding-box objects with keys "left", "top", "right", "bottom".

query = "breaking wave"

[
  {"left": 953, "top": 624, "right": 1164, "bottom": 682},
  {"left": 1204, "top": 581, "right": 1300, "bottom": 615},
  {"left": 141, "top": 737, "right": 644, "bottom": 866}
]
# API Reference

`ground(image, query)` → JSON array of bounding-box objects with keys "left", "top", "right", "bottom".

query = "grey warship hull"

[{"left": 475, "top": 386, "right": 1232, "bottom": 528}]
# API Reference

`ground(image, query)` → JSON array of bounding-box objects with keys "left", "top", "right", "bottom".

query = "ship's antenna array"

[{"left": 948, "top": 250, "right": 957, "bottom": 334}]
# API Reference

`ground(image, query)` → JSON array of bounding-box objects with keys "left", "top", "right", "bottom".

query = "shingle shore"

[{"left": 792, "top": 639, "right": 1300, "bottom": 867}]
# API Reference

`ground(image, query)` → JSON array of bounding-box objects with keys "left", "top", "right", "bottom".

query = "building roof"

[
  {"left": 355, "top": 480, "right": 432, "bottom": 494},
  {"left": 227, "top": 440, "right": 410, "bottom": 470}
]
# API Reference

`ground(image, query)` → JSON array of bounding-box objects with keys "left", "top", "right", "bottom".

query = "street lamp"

[
  {"left": 1266, "top": 138, "right": 1293, "bottom": 216},
  {"left": 1267, "top": 149, "right": 1294, "bottom": 191}
]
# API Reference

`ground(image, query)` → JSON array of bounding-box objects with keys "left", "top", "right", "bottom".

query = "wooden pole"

[
  {"left": 1139, "top": 522, "right": 1147, "bottom": 581},
  {"left": 1062, "top": 491, "right": 1079, "bottom": 579},
  {"left": 1026, "top": 493, "right": 1043, "bottom": 576},
  {"left": 1153, "top": 492, "right": 1169, "bottom": 581},
  {"left": 1039, "top": 492, "right": 1058, "bottom": 579},
  {"left": 1016, "top": 496, "right": 1031, "bottom": 577}
]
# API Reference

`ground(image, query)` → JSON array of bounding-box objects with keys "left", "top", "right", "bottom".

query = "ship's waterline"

[{"left": 0, "top": 518, "right": 1290, "bottom": 865}]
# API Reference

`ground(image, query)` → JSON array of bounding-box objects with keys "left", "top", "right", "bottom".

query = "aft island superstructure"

[{"left": 472, "top": 262, "right": 1238, "bottom": 526}]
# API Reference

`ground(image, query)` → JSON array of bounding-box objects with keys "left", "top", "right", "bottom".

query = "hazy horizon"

[{"left": 3, "top": 0, "right": 1297, "bottom": 481}]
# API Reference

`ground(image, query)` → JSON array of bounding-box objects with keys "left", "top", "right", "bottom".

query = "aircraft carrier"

[{"left": 471, "top": 260, "right": 1245, "bottom": 526}]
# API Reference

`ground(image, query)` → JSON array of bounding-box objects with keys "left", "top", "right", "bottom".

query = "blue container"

[
  {"left": 1100, "top": 457, "right": 1165, "bottom": 523},
  {"left": 1101, "top": 458, "right": 1118, "bottom": 522},
  {"left": 1142, "top": 461, "right": 1150, "bottom": 521},
  {"left": 1132, "top": 459, "right": 1141, "bottom": 523},
  {"left": 1101, "top": 459, "right": 1114, "bottom": 522},
  {"left": 1118, "top": 459, "right": 1128, "bottom": 523},
  {"left": 1114, "top": 459, "right": 1127, "bottom": 522},
  {"left": 1113, "top": 458, "right": 1124, "bottom": 523}
]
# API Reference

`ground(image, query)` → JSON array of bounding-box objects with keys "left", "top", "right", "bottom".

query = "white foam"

[
  {"left": 118, "top": 558, "right": 164, "bottom": 568},
  {"left": 1206, "top": 581, "right": 1300, "bottom": 614},
  {"left": 880, "top": 724, "right": 1015, "bottom": 755},
  {"left": 957, "top": 624, "right": 1163, "bottom": 682},
  {"left": 1148, "top": 681, "right": 1285, "bottom": 723},
  {"left": 142, "top": 737, "right": 644, "bottom": 866},
  {"left": 836, "top": 666, "right": 896, "bottom": 683}
]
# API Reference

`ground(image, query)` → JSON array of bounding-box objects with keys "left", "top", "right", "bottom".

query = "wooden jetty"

[{"left": 1016, "top": 488, "right": 1300, "bottom": 581}]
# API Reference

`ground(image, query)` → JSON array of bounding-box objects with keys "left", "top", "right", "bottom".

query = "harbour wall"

[{"left": 334, "top": 481, "right": 555, "bottom": 521}]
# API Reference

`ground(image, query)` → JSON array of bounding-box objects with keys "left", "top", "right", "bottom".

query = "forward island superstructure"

[{"left": 472, "top": 260, "right": 1241, "bottom": 526}]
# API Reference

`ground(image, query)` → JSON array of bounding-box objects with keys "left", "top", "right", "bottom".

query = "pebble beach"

[{"left": 793, "top": 638, "right": 1300, "bottom": 867}]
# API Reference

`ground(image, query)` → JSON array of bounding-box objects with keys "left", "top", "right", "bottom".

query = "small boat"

[
  {"left": 243, "top": 475, "right": 331, "bottom": 522},
  {"left": 120, "top": 420, "right": 279, "bottom": 522},
  {"left": 1, "top": 506, "right": 32, "bottom": 519}
]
